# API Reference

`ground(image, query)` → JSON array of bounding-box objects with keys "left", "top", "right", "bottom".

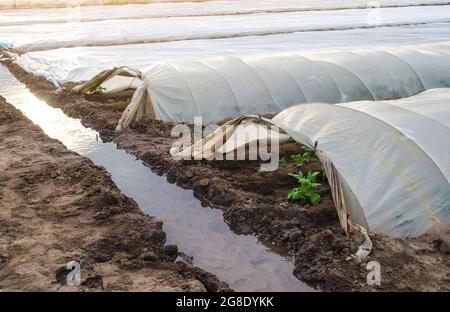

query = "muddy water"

[{"left": 0, "top": 66, "right": 312, "bottom": 292}]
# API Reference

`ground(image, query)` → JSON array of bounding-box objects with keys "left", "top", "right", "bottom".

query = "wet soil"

[
  {"left": 0, "top": 95, "right": 229, "bottom": 292},
  {"left": 2, "top": 57, "right": 449, "bottom": 291}
]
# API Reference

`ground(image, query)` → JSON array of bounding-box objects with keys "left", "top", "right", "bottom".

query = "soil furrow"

[{"left": 1, "top": 57, "right": 449, "bottom": 291}]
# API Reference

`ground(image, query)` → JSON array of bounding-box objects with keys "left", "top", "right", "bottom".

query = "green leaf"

[
  {"left": 291, "top": 154, "right": 305, "bottom": 167},
  {"left": 288, "top": 172, "right": 304, "bottom": 181},
  {"left": 288, "top": 188, "right": 301, "bottom": 201},
  {"left": 310, "top": 193, "right": 322, "bottom": 205},
  {"left": 300, "top": 179, "right": 312, "bottom": 189},
  {"left": 94, "top": 86, "right": 107, "bottom": 94}
]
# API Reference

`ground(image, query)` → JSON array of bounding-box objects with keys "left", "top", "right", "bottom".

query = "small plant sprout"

[
  {"left": 257, "top": 167, "right": 268, "bottom": 176},
  {"left": 280, "top": 157, "right": 288, "bottom": 167},
  {"left": 291, "top": 146, "right": 319, "bottom": 168},
  {"left": 93, "top": 86, "right": 107, "bottom": 94},
  {"left": 288, "top": 171, "right": 322, "bottom": 205}
]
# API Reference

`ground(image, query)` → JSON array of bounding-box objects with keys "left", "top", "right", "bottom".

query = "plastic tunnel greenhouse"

[
  {"left": 272, "top": 88, "right": 450, "bottom": 237},
  {"left": 53, "top": 41, "right": 450, "bottom": 238},
  {"left": 179, "top": 89, "right": 450, "bottom": 237},
  {"left": 112, "top": 42, "right": 450, "bottom": 130}
]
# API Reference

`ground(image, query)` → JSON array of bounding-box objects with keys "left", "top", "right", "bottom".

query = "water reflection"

[{"left": 0, "top": 66, "right": 312, "bottom": 292}]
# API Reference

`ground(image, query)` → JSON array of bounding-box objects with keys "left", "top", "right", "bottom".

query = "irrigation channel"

[{"left": 0, "top": 65, "right": 312, "bottom": 292}]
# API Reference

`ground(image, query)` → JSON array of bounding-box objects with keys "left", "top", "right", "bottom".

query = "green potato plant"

[
  {"left": 288, "top": 171, "right": 322, "bottom": 205},
  {"left": 291, "top": 146, "right": 319, "bottom": 168}
]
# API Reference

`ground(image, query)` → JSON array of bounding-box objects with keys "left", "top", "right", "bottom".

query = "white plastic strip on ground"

[
  {"left": 1, "top": 0, "right": 449, "bottom": 25},
  {"left": 13, "top": 23, "right": 450, "bottom": 83},
  {"left": 272, "top": 88, "right": 450, "bottom": 237},
  {"left": 2, "top": 5, "right": 450, "bottom": 52}
]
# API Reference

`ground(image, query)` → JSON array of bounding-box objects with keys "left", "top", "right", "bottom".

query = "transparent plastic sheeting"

[
  {"left": 116, "top": 42, "right": 450, "bottom": 127},
  {"left": 2, "top": 5, "right": 450, "bottom": 52},
  {"left": 13, "top": 23, "right": 450, "bottom": 84},
  {"left": 271, "top": 88, "right": 450, "bottom": 237},
  {"left": 1, "top": 0, "right": 449, "bottom": 25}
]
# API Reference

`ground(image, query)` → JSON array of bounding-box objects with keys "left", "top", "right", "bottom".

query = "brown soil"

[
  {"left": 0, "top": 95, "right": 229, "bottom": 292},
  {"left": 2, "top": 58, "right": 449, "bottom": 292}
]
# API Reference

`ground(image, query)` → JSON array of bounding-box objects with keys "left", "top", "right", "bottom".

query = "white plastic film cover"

[
  {"left": 13, "top": 23, "right": 450, "bottom": 84},
  {"left": 2, "top": 5, "right": 450, "bottom": 52},
  {"left": 271, "top": 88, "right": 450, "bottom": 237},
  {"left": 0, "top": 0, "right": 209, "bottom": 10},
  {"left": 130, "top": 43, "right": 450, "bottom": 124},
  {"left": 1, "top": 0, "right": 448, "bottom": 11}
]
